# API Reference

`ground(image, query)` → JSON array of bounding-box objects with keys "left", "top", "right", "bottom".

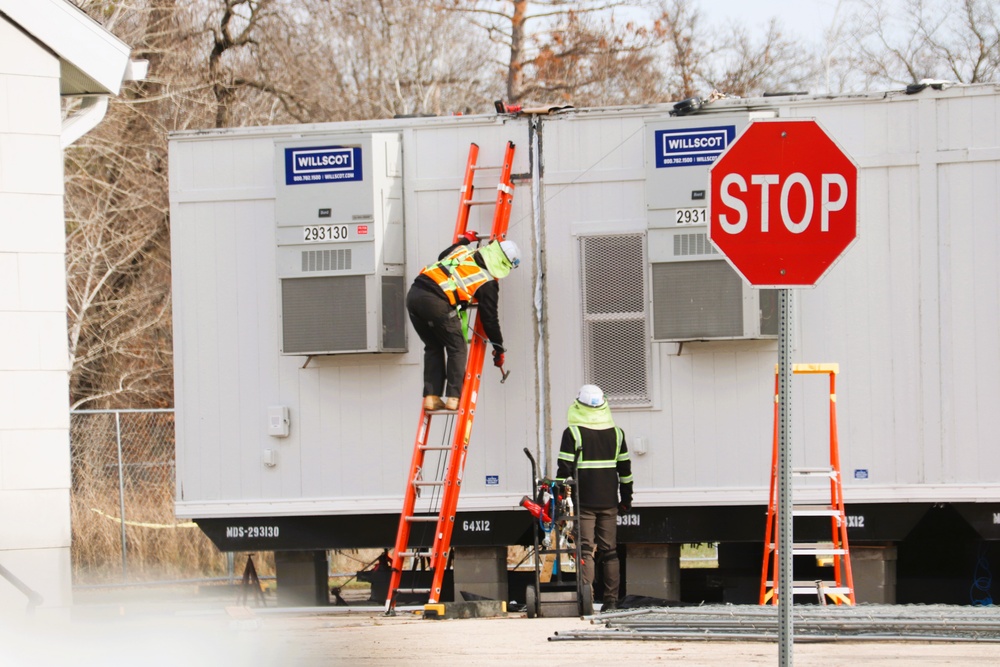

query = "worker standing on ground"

[
  {"left": 405, "top": 233, "right": 520, "bottom": 411},
  {"left": 556, "top": 384, "right": 633, "bottom": 611}
]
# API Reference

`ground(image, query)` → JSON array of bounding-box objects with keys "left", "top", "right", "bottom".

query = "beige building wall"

[{"left": 0, "top": 15, "right": 74, "bottom": 612}]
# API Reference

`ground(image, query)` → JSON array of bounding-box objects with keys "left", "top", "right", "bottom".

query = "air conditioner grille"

[
  {"left": 674, "top": 232, "right": 719, "bottom": 257},
  {"left": 301, "top": 248, "right": 352, "bottom": 272},
  {"left": 281, "top": 275, "right": 366, "bottom": 353},
  {"left": 652, "top": 260, "right": 743, "bottom": 339},
  {"left": 381, "top": 275, "right": 406, "bottom": 350}
]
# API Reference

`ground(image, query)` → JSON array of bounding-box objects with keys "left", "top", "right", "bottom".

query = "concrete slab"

[{"left": 10, "top": 586, "right": 998, "bottom": 667}]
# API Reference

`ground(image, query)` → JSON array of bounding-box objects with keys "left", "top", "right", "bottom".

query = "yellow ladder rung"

[{"left": 773, "top": 363, "right": 840, "bottom": 374}]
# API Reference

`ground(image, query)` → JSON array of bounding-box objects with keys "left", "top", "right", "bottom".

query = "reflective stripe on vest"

[
  {"left": 420, "top": 246, "right": 493, "bottom": 306},
  {"left": 568, "top": 424, "right": 623, "bottom": 470}
]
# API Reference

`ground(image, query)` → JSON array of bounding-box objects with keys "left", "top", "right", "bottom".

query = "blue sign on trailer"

[
  {"left": 654, "top": 126, "right": 736, "bottom": 168},
  {"left": 284, "top": 145, "right": 363, "bottom": 184}
]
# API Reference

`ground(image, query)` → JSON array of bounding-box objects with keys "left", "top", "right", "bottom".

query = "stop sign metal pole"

[
  {"left": 707, "top": 118, "right": 859, "bottom": 667},
  {"left": 777, "top": 288, "right": 793, "bottom": 666}
]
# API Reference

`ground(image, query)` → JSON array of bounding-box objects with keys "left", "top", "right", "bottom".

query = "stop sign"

[{"left": 708, "top": 119, "right": 858, "bottom": 287}]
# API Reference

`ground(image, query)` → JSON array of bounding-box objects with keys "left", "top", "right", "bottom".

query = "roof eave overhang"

[{"left": 0, "top": 0, "right": 131, "bottom": 95}]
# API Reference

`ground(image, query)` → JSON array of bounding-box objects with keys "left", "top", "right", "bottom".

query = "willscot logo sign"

[
  {"left": 284, "top": 145, "right": 363, "bottom": 185},
  {"left": 654, "top": 126, "right": 736, "bottom": 168}
]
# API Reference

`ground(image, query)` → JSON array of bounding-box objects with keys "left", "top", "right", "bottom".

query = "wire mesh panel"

[
  {"left": 69, "top": 410, "right": 227, "bottom": 584},
  {"left": 579, "top": 234, "right": 650, "bottom": 407}
]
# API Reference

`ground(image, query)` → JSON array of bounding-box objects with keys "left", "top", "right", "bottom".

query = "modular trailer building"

[{"left": 169, "top": 84, "right": 1000, "bottom": 606}]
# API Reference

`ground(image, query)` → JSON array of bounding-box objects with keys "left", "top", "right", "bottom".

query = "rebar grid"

[{"left": 550, "top": 604, "right": 1000, "bottom": 643}]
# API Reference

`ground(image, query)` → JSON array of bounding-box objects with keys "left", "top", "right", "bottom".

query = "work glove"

[
  {"left": 618, "top": 485, "right": 632, "bottom": 513},
  {"left": 492, "top": 345, "right": 505, "bottom": 368}
]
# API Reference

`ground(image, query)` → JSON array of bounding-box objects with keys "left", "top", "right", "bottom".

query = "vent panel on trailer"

[{"left": 274, "top": 133, "right": 405, "bottom": 355}]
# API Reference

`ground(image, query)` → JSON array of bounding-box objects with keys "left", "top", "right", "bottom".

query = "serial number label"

[
  {"left": 225, "top": 525, "right": 280, "bottom": 539},
  {"left": 617, "top": 513, "right": 640, "bottom": 526},
  {"left": 461, "top": 520, "right": 491, "bottom": 532},
  {"left": 675, "top": 207, "right": 707, "bottom": 225},
  {"left": 847, "top": 515, "right": 865, "bottom": 528},
  {"left": 303, "top": 224, "right": 349, "bottom": 243}
]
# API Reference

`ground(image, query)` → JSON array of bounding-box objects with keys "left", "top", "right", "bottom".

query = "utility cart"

[{"left": 519, "top": 448, "right": 593, "bottom": 618}]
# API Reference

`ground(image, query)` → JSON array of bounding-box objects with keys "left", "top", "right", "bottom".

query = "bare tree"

[
  {"left": 702, "top": 18, "right": 819, "bottom": 97},
  {"left": 65, "top": 0, "right": 299, "bottom": 409},
  {"left": 939, "top": 0, "right": 1000, "bottom": 82},
  {"left": 525, "top": 8, "right": 666, "bottom": 105},
  {"left": 64, "top": 0, "right": 507, "bottom": 408},
  {"left": 655, "top": 0, "right": 706, "bottom": 99},
  {"left": 65, "top": 0, "right": 188, "bottom": 409},
  {"left": 444, "top": 0, "right": 661, "bottom": 106},
  {"left": 653, "top": 0, "right": 818, "bottom": 100},
  {"left": 841, "top": 0, "right": 1000, "bottom": 87},
  {"left": 296, "top": 0, "right": 499, "bottom": 119},
  {"left": 201, "top": 0, "right": 320, "bottom": 127}
]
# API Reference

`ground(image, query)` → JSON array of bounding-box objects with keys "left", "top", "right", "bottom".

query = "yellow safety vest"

[
  {"left": 567, "top": 425, "right": 627, "bottom": 474},
  {"left": 420, "top": 246, "right": 494, "bottom": 306}
]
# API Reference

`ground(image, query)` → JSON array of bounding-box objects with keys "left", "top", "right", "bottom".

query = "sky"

[{"left": 700, "top": 0, "right": 846, "bottom": 42}]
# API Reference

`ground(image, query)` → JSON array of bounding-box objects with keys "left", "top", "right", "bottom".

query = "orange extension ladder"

[
  {"left": 760, "top": 363, "right": 856, "bottom": 606},
  {"left": 385, "top": 141, "right": 516, "bottom": 615}
]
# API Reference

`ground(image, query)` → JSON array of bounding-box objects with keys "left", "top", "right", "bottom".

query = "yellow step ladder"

[{"left": 760, "top": 363, "right": 856, "bottom": 606}]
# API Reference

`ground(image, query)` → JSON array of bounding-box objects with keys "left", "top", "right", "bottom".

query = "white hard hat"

[
  {"left": 499, "top": 239, "right": 521, "bottom": 268},
  {"left": 577, "top": 384, "right": 605, "bottom": 407}
]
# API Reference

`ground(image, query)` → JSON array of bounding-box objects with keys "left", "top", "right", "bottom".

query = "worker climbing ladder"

[
  {"left": 760, "top": 363, "right": 856, "bottom": 606},
  {"left": 385, "top": 141, "right": 516, "bottom": 615}
]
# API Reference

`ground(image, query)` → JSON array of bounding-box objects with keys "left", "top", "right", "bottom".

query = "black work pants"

[
  {"left": 579, "top": 506, "right": 620, "bottom": 604},
  {"left": 406, "top": 285, "right": 466, "bottom": 398}
]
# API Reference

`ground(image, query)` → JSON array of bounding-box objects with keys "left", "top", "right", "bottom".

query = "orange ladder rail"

[
  {"left": 386, "top": 141, "right": 516, "bottom": 613},
  {"left": 827, "top": 369, "right": 855, "bottom": 602},
  {"left": 758, "top": 371, "right": 782, "bottom": 605}
]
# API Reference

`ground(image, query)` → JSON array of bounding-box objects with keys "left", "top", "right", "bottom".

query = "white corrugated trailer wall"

[
  {"left": 170, "top": 132, "right": 281, "bottom": 511},
  {"left": 539, "top": 87, "right": 1000, "bottom": 509},
  {"left": 789, "top": 94, "right": 927, "bottom": 499},
  {"left": 170, "top": 117, "right": 537, "bottom": 518},
  {"left": 170, "top": 85, "right": 1000, "bottom": 522},
  {"left": 539, "top": 108, "right": 779, "bottom": 505},
  {"left": 787, "top": 87, "right": 1000, "bottom": 504}
]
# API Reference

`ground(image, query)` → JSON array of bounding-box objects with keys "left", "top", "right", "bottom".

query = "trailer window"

[{"left": 578, "top": 234, "right": 650, "bottom": 407}]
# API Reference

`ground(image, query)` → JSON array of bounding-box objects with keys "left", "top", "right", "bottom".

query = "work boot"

[
  {"left": 444, "top": 396, "right": 460, "bottom": 411},
  {"left": 602, "top": 598, "right": 618, "bottom": 612},
  {"left": 423, "top": 396, "right": 446, "bottom": 411}
]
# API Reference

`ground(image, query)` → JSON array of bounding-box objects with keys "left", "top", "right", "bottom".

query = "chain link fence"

[
  {"left": 69, "top": 409, "right": 260, "bottom": 586},
  {"left": 68, "top": 410, "right": 392, "bottom": 596}
]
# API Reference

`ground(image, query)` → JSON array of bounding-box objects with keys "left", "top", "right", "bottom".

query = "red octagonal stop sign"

[{"left": 708, "top": 119, "right": 858, "bottom": 287}]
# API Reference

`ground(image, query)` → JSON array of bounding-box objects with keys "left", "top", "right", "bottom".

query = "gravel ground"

[{"left": 2, "top": 588, "right": 997, "bottom": 666}]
